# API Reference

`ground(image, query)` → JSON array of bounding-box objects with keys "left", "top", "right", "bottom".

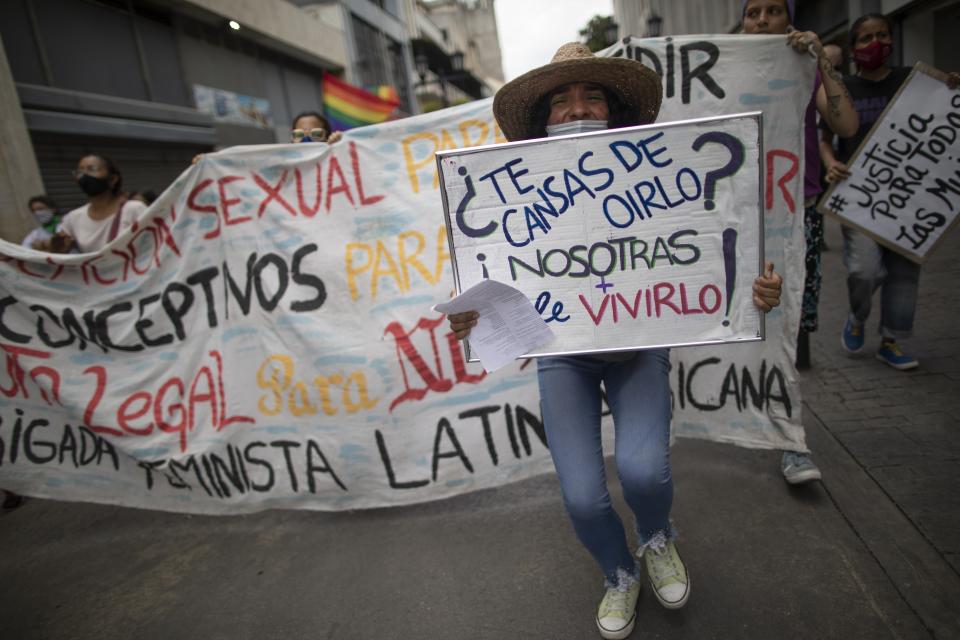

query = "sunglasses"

[
  {"left": 291, "top": 128, "right": 327, "bottom": 142},
  {"left": 72, "top": 164, "right": 105, "bottom": 178}
]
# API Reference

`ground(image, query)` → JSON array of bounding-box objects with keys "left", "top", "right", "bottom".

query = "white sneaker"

[
  {"left": 596, "top": 572, "right": 640, "bottom": 639},
  {"left": 641, "top": 538, "right": 690, "bottom": 610},
  {"left": 781, "top": 451, "right": 822, "bottom": 485}
]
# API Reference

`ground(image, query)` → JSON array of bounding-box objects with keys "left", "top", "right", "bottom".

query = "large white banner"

[
  {"left": 818, "top": 63, "right": 960, "bottom": 263},
  {"left": 611, "top": 35, "right": 809, "bottom": 449},
  {"left": 437, "top": 114, "right": 765, "bottom": 356},
  {"left": 0, "top": 35, "right": 810, "bottom": 514}
]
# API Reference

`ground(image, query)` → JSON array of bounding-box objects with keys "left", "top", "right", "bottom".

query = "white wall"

[
  {"left": 181, "top": 0, "right": 348, "bottom": 68},
  {"left": 0, "top": 35, "right": 43, "bottom": 242}
]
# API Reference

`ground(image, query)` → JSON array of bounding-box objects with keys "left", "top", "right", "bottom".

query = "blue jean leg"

[
  {"left": 537, "top": 350, "right": 673, "bottom": 582},
  {"left": 842, "top": 226, "right": 920, "bottom": 338},
  {"left": 878, "top": 248, "right": 920, "bottom": 338},
  {"left": 606, "top": 350, "right": 674, "bottom": 544}
]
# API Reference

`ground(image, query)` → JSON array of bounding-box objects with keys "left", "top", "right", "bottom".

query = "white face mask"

[
  {"left": 545, "top": 119, "right": 608, "bottom": 137},
  {"left": 32, "top": 209, "right": 55, "bottom": 225}
]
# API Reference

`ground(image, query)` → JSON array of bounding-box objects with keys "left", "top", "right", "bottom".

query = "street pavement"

[
  {"left": 0, "top": 216, "right": 957, "bottom": 640},
  {"left": 797, "top": 214, "right": 960, "bottom": 639}
]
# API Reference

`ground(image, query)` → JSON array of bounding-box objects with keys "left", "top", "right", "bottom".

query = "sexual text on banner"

[{"left": 0, "top": 35, "right": 811, "bottom": 514}]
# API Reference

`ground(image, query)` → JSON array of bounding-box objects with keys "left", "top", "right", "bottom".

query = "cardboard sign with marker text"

[
  {"left": 818, "top": 63, "right": 960, "bottom": 263},
  {"left": 437, "top": 113, "right": 765, "bottom": 358}
]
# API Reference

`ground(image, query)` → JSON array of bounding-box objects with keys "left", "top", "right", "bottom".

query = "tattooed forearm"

[
  {"left": 818, "top": 58, "right": 855, "bottom": 129},
  {"left": 827, "top": 93, "right": 843, "bottom": 119}
]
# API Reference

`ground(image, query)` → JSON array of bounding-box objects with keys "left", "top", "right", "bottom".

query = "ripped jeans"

[
  {"left": 538, "top": 350, "right": 674, "bottom": 584},
  {"left": 842, "top": 225, "right": 920, "bottom": 338}
]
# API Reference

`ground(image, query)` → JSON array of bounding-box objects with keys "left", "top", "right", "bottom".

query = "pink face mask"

[{"left": 852, "top": 39, "right": 892, "bottom": 71}]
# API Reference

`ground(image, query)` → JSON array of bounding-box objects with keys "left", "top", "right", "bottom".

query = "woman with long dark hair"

[
  {"left": 39, "top": 154, "right": 145, "bottom": 253},
  {"left": 820, "top": 14, "right": 959, "bottom": 371}
]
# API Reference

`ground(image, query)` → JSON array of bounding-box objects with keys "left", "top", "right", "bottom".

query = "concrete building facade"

[
  {"left": 0, "top": 35, "right": 45, "bottom": 242},
  {"left": 612, "top": 0, "right": 741, "bottom": 38},
  {"left": 405, "top": 0, "right": 504, "bottom": 111},
  {"left": 421, "top": 0, "right": 504, "bottom": 90},
  {"left": 612, "top": 0, "right": 957, "bottom": 74},
  {"left": 0, "top": 0, "right": 350, "bottom": 220},
  {"left": 294, "top": 0, "right": 422, "bottom": 116},
  {"left": 0, "top": 0, "right": 505, "bottom": 239}
]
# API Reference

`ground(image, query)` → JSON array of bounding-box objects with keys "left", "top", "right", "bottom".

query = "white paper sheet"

[{"left": 434, "top": 280, "right": 555, "bottom": 372}]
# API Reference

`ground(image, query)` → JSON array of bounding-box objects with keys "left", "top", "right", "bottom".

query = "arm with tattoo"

[{"left": 817, "top": 54, "right": 858, "bottom": 138}]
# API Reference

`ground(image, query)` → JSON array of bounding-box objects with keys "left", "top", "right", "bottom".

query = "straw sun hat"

[{"left": 493, "top": 42, "right": 663, "bottom": 141}]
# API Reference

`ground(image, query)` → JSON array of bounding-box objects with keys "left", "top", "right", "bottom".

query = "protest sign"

[
  {"left": 0, "top": 35, "right": 812, "bottom": 514},
  {"left": 437, "top": 113, "right": 764, "bottom": 358},
  {"left": 818, "top": 63, "right": 960, "bottom": 263}
]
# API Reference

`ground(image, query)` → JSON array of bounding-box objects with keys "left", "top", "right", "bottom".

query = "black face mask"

[{"left": 78, "top": 174, "right": 112, "bottom": 197}]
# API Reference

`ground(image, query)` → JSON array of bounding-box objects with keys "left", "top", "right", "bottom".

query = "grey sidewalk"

[
  {"left": 1, "top": 220, "right": 958, "bottom": 639},
  {"left": 805, "top": 215, "right": 960, "bottom": 575},
  {"left": 0, "top": 435, "right": 938, "bottom": 640},
  {"left": 797, "top": 215, "right": 960, "bottom": 638}
]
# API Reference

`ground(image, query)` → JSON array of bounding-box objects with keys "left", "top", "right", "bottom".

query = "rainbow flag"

[
  {"left": 374, "top": 85, "right": 400, "bottom": 104},
  {"left": 322, "top": 72, "right": 400, "bottom": 131}
]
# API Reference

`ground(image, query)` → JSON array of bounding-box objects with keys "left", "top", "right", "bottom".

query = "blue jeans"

[
  {"left": 842, "top": 226, "right": 920, "bottom": 339},
  {"left": 537, "top": 350, "right": 674, "bottom": 583}
]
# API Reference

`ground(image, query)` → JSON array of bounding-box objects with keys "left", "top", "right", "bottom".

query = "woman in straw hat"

[{"left": 448, "top": 42, "right": 783, "bottom": 639}]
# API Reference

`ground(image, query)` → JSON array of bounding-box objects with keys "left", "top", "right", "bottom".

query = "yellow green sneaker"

[
  {"left": 642, "top": 539, "right": 690, "bottom": 609},
  {"left": 596, "top": 571, "right": 640, "bottom": 639}
]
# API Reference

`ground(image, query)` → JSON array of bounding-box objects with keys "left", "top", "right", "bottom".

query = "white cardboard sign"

[
  {"left": 818, "top": 63, "right": 960, "bottom": 263},
  {"left": 437, "top": 113, "right": 765, "bottom": 357}
]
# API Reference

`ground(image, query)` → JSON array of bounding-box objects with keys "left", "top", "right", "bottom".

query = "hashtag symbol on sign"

[{"left": 829, "top": 195, "right": 847, "bottom": 213}]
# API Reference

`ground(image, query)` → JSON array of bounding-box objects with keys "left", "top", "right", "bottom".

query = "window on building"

[
  {"left": 0, "top": 0, "right": 46, "bottom": 84},
  {"left": 0, "top": 0, "right": 188, "bottom": 106},
  {"left": 351, "top": 14, "right": 411, "bottom": 113},
  {"left": 366, "top": 0, "right": 398, "bottom": 18}
]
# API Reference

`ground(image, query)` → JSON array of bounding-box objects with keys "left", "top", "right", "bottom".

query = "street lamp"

[
  {"left": 605, "top": 21, "right": 619, "bottom": 46},
  {"left": 450, "top": 51, "right": 464, "bottom": 74},
  {"left": 416, "top": 49, "right": 469, "bottom": 109},
  {"left": 646, "top": 13, "right": 663, "bottom": 37},
  {"left": 415, "top": 53, "right": 429, "bottom": 85}
]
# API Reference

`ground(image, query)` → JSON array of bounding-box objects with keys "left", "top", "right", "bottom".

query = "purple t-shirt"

[
  {"left": 803, "top": 71, "right": 822, "bottom": 200},
  {"left": 822, "top": 67, "right": 912, "bottom": 164}
]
